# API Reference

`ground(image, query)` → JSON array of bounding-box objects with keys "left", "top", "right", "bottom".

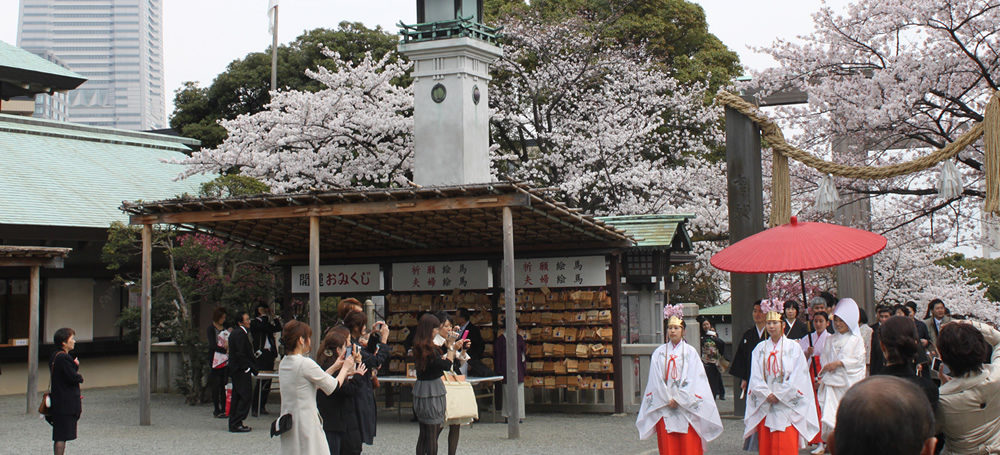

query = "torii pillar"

[{"left": 724, "top": 105, "right": 766, "bottom": 418}]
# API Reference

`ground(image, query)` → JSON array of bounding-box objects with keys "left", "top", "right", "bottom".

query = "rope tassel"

[
  {"left": 771, "top": 147, "right": 791, "bottom": 227},
  {"left": 985, "top": 92, "right": 1000, "bottom": 215},
  {"left": 938, "top": 160, "right": 964, "bottom": 200},
  {"left": 815, "top": 174, "right": 839, "bottom": 214}
]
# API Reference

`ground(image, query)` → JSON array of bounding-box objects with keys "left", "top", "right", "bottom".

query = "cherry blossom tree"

[
  {"left": 490, "top": 12, "right": 725, "bottom": 217},
  {"left": 174, "top": 49, "right": 413, "bottom": 193},
  {"left": 750, "top": 0, "right": 1000, "bottom": 319}
]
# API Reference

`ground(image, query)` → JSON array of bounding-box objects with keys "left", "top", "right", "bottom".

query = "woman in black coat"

[
  {"left": 343, "top": 311, "right": 390, "bottom": 449},
  {"left": 874, "top": 316, "right": 939, "bottom": 410},
  {"left": 49, "top": 327, "right": 83, "bottom": 455},
  {"left": 317, "top": 326, "right": 366, "bottom": 455}
]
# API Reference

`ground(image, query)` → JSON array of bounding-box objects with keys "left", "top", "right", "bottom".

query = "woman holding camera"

[
  {"left": 278, "top": 320, "right": 356, "bottom": 455},
  {"left": 434, "top": 311, "right": 473, "bottom": 455},
  {"left": 317, "top": 326, "right": 368, "bottom": 455},
  {"left": 49, "top": 327, "right": 83, "bottom": 455},
  {"left": 343, "top": 311, "right": 389, "bottom": 449},
  {"left": 935, "top": 319, "right": 1000, "bottom": 454},
  {"left": 413, "top": 313, "right": 459, "bottom": 455}
]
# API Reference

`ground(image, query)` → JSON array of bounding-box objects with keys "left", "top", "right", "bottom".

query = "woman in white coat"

[
  {"left": 815, "top": 298, "right": 867, "bottom": 448},
  {"left": 278, "top": 320, "right": 356, "bottom": 455},
  {"left": 636, "top": 305, "right": 723, "bottom": 454}
]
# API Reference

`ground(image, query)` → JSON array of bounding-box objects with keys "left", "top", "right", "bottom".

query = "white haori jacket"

[
  {"left": 636, "top": 341, "right": 723, "bottom": 448},
  {"left": 816, "top": 330, "right": 866, "bottom": 434},
  {"left": 743, "top": 336, "right": 819, "bottom": 445}
]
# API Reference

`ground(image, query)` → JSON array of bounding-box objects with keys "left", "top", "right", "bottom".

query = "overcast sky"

[{"left": 0, "top": 0, "right": 854, "bottom": 117}]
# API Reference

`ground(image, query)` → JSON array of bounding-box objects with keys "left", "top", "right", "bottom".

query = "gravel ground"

[{"left": 1, "top": 386, "right": 810, "bottom": 454}]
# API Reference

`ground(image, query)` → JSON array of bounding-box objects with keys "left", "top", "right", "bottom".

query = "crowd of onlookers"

[
  {"left": 709, "top": 293, "right": 1000, "bottom": 455},
  {"left": 204, "top": 299, "right": 522, "bottom": 455}
]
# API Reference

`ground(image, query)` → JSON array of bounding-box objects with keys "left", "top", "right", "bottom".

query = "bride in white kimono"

[
  {"left": 744, "top": 299, "right": 819, "bottom": 455},
  {"left": 816, "top": 298, "right": 867, "bottom": 442},
  {"left": 636, "top": 305, "right": 723, "bottom": 455}
]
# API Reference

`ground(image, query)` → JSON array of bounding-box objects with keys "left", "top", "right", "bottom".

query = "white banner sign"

[
  {"left": 291, "top": 264, "right": 380, "bottom": 294},
  {"left": 514, "top": 256, "right": 606, "bottom": 288},
  {"left": 392, "top": 260, "right": 490, "bottom": 291}
]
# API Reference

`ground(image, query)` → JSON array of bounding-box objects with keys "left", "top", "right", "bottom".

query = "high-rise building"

[{"left": 17, "top": 0, "right": 166, "bottom": 130}]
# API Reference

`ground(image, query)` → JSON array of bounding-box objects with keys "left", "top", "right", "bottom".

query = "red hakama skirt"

[
  {"left": 654, "top": 420, "right": 702, "bottom": 455},
  {"left": 808, "top": 355, "right": 823, "bottom": 444},
  {"left": 758, "top": 421, "right": 800, "bottom": 455}
]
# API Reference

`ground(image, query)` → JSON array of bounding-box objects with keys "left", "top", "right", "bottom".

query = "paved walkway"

[{"left": 1, "top": 386, "right": 810, "bottom": 454}]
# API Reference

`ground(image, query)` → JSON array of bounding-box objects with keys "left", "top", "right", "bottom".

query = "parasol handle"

[{"left": 800, "top": 270, "right": 813, "bottom": 347}]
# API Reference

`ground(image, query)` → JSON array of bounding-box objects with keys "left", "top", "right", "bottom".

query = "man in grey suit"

[{"left": 923, "top": 299, "right": 952, "bottom": 346}]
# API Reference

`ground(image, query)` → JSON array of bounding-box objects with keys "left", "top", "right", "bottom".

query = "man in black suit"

[
  {"left": 869, "top": 305, "right": 892, "bottom": 375},
  {"left": 228, "top": 311, "right": 256, "bottom": 432},
  {"left": 730, "top": 300, "right": 766, "bottom": 394},
  {"left": 454, "top": 308, "right": 490, "bottom": 377},
  {"left": 250, "top": 303, "right": 282, "bottom": 416}
]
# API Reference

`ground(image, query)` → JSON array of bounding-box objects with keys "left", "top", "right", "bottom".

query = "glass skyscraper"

[{"left": 17, "top": 0, "right": 166, "bottom": 130}]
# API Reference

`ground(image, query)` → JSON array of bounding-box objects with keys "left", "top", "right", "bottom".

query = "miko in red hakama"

[
  {"left": 758, "top": 422, "right": 800, "bottom": 455},
  {"left": 637, "top": 340, "right": 722, "bottom": 455}
]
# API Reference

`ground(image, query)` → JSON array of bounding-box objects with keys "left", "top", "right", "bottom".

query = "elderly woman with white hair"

[{"left": 814, "top": 298, "right": 867, "bottom": 454}]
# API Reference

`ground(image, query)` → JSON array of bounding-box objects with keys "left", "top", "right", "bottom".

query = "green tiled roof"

[
  {"left": 0, "top": 41, "right": 83, "bottom": 80},
  {"left": 0, "top": 41, "right": 85, "bottom": 98},
  {"left": 0, "top": 114, "right": 211, "bottom": 228},
  {"left": 596, "top": 214, "right": 694, "bottom": 248},
  {"left": 699, "top": 302, "right": 731, "bottom": 316}
]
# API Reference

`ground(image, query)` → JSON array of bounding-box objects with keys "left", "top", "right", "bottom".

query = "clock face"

[
  {"left": 431, "top": 83, "right": 447, "bottom": 103},
  {"left": 472, "top": 85, "right": 481, "bottom": 105}
]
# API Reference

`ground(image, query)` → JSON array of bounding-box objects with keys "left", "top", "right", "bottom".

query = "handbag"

[
  {"left": 39, "top": 353, "right": 58, "bottom": 416},
  {"left": 269, "top": 413, "right": 292, "bottom": 437},
  {"left": 442, "top": 373, "right": 478, "bottom": 422}
]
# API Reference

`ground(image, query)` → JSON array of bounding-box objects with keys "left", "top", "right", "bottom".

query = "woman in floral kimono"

[
  {"left": 637, "top": 305, "right": 723, "bottom": 454},
  {"left": 744, "top": 299, "right": 819, "bottom": 455}
]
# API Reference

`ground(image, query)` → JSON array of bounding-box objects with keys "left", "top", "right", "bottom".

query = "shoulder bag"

[
  {"left": 39, "top": 354, "right": 59, "bottom": 416},
  {"left": 442, "top": 372, "right": 478, "bottom": 422}
]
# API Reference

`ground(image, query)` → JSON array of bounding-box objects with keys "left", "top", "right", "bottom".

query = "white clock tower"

[{"left": 398, "top": 0, "right": 503, "bottom": 186}]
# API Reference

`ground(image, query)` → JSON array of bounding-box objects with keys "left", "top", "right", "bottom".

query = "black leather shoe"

[
  {"left": 215, "top": 413, "right": 228, "bottom": 419},
  {"left": 229, "top": 425, "right": 251, "bottom": 433}
]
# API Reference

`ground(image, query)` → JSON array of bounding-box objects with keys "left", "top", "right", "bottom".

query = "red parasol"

[
  {"left": 710, "top": 216, "right": 887, "bottom": 274},
  {"left": 710, "top": 216, "right": 887, "bottom": 353}
]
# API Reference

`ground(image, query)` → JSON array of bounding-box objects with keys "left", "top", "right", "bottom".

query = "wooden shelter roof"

[
  {"left": 121, "top": 183, "right": 635, "bottom": 258},
  {"left": 0, "top": 245, "right": 71, "bottom": 268}
]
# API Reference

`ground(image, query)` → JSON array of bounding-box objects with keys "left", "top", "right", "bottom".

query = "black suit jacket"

[
  {"left": 228, "top": 326, "right": 255, "bottom": 375},
  {"left": 250, "top": 315, "right": 282, "bottom": 369},
  {"left": 730, "top": 326, "right": 764, "bottom": 382},
  {"left": 49, "top": 351, "right": 83, "bottom": 416},
  {"left": 869, "top": 323, "right": 887, "bottom": 375}
]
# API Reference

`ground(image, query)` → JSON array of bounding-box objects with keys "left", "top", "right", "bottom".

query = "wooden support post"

[
  {"left": 309, "top": 216, "right": 321, "bottom": 356},
  {"left": 609, "top": 253, "right": 624, "bottom": 414},
  {"left": 139, "top": 224, "right": 152, "bottom": 425},
  {"left": 26, "top": 265, "right": 40, "bottom": 415},
  {"left": 725, "top": 106, "right": 766, "bottom": 418},
  {"left": 501, "top": 206, "right": 519, "bottom": 439}
]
